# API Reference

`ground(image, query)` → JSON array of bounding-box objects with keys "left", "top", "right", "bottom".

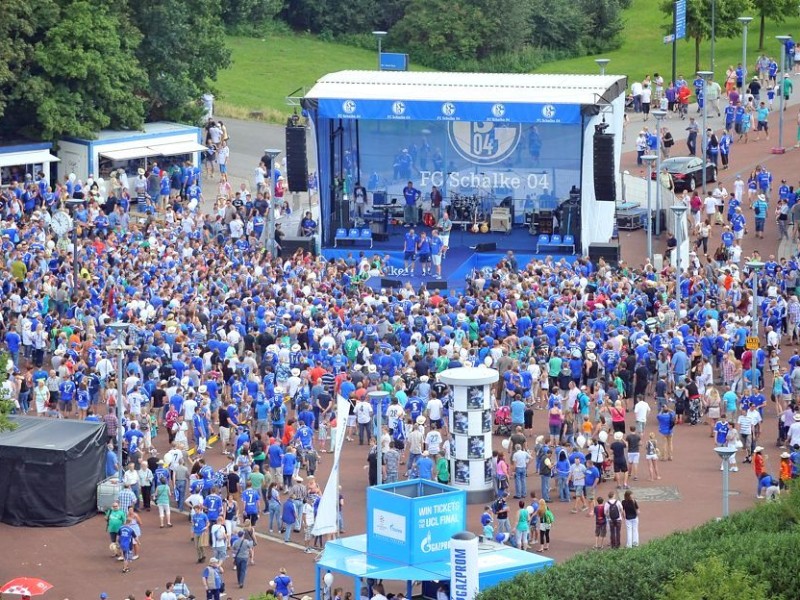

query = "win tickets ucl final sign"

[{"left": 366, "top": 480, "right": 467, "bottom": 565}]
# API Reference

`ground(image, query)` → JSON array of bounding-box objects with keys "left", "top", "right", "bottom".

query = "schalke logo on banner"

[{"left": 447, "top": 121, "right": 522, "bottom": 166}]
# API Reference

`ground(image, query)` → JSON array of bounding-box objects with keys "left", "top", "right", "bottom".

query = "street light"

[
  {"left": 262, "top": 148, "right": 281, "bottom": 255},
  {"left": 670, "top": 204, "right": 689, "bottom": 315},
  {"left": 738, "top": 17, "right": 753, "bottom": 96},
  {"left": 595, "top": 58, "right": 610, "bottom": 76},
  {"left": 773, "top": 36, "right": 792, "bottom": 154},
  {"left": 642, "top": 154, "right": 658, "bottom": 263},
  {"left": 652, "top": 109, "right": 668, "bottom": 237},
  {"left": 697, "top": 71, "right": 714, "bottom": 193},
  {"left": 65, "top": 198, "right": 83, "bottom": 300},
  {"left": 372, "top": 31, "right": 387, "bottom": 70},
  {"left": 107, "top": 321, "right": 130, "bottom": 481},
  {"left": 747, "top": 259, "right": 765, "bottom": 391},
  {"left": 714, "top": 446, "right": 737, "bottom": 517}
]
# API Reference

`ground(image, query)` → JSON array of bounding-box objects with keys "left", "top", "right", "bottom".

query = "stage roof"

[
  {"left": 317, "top": 534, "right": 553, "bottom": 582},
  {"left": 303, "top": 71, "right": 626, "bottom": 123},
  {"left": 306, "top": 70, "right": 626, "bottom": 105}
]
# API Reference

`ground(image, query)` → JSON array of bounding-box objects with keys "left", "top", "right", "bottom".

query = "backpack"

[
  {"left": 544, "top": 508, "right": 555, "bottom": 524},
  {"left": 608, "top": 500, "right": 621, "bottom": 521},
  {"left": 690, "top": 196, "right": 702, "bottom": 212},
  {"left": 270, "top": 402, "right": 282, "bottom": 422}
]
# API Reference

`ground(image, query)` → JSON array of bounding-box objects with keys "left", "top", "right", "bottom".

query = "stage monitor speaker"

[
  {"left": 281, "top": 236, "right": 316, "bottom": 256},
  {"left": 475, "top": 242, "right": 497, "bottom": 252},
  {"left": 588, "top": 242, "right": 620, "bottom": 268},
  {"left": 381, "top": 278, "right": 403, "bottom": 289},
  {"left": 593, "top": 133, "right": 616, "bottom": 201},
  {"left": 285, "top": 126, "right": 309, "bottom": 192}
]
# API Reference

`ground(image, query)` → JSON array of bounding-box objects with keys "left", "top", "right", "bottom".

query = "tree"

[
  {"left": 128, "top": 0, "right": 231, "bottom": 123},
  {"left": 221, "top": 0, "right": 284, "bottom": 27},
  {"left": 390, "top": 0, "right": 483, "bottom": 70},
  {"left": 580, "top": 0, "right": 628, "bottom": 54},
  {"left": 529, "top": 0, "right": 587, "bottom": 55},
  {"left": 660, "top": 0, "right": 751, "bottom": 73},
  {"left": 751, "top": 0, "right": 798, "bottom": 50},
  {"left": 0, "top": 353, "right": 17, "bottom": 432},
  {"left": 0, "top": 0, "right": 43, "bottom": 121},
  {"left": 2, "top": 0, "right": 146, "bottom": 141}
]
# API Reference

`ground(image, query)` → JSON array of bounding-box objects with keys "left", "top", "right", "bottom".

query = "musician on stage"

[
  {"left": 430, "top": 229, "right": 445, "bottom": 280},
  {"left": 403, "top": 181, "right": 421, "bottom": 227},
  {"left": 438, "top": 211, "right": 452, "bottom": 258},
  {"left": 430, "top": 185, "right": 443, "bottom": 223}
]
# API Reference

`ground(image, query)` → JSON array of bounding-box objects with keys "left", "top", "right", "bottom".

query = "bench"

[
  {"left": 535, "top": 233, "right": 575, "bottom": 254},
  {"left": 334, "top": 227, "right": 372, "bottom": 248}
]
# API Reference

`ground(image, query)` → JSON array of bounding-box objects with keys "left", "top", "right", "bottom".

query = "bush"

[{"left": 478, "top": 491, "right": 800, "bottom": 600}]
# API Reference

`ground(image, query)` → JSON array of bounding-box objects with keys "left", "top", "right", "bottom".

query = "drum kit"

[{"left": 450, "top": 192, "right": 485, "bottom": 222}]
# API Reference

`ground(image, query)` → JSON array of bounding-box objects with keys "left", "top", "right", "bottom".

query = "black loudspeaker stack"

[
  {"left": 285, "top": 126, "right": 309, "bottom": 192},
  {"left": 593, "top": 132, "right": 616, "bottom": 201},
  {"left": 475, "top": 242, "right": 497, "bottom": 252},
  {"left": 588, "top": 242, "right": 620, "bottom": 268},
  {"left": 281, "top": 236, "right": 317, "bottom": 256},
  {"left": 559, "top": 203, "right": 582, "bottom": 253}
]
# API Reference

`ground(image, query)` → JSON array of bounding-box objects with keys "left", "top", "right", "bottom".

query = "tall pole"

[
  {"left": 671, "top": 206, "right": 688, "bottom": 315},
  {"left": 721, "top": 456, "right": 730, "bottom": 516},
  {"left": 775, "top": 36, "right": 791, "bottom": 154},
  {"left": 595, "top": 59, "right": 610, "bottom": 76},
  {"left": 748, "top": 261, "right": 764, "bottom": 392},
  {"left": 66, "top": 198, "right": 82, "bottom": 301},
  {"left": 653, "top": 109, "right": 667, "bottom": 237},
  {"left": 739, "top": 18, "right": 752, "bottom": 97},
  {"left": 263, "top": 148, "right": 281, "bottom": 255},
  {"left": 116, "top": 340, "right": 124, "bottom": 479},
  {"left": 372, "top": 31, "right": 387, "bottom": 71},
  {"left": 711, "top": 0, "right": 717, "bottom": 75},
  {"left": 698, "top": 71, "right": 713, "bottom": 192},
  {"left": 643, "top": 155, "right": 657, "bottom": 263},
  {"left": 672, "top": 1, "right": 678, "bottom": 86}
]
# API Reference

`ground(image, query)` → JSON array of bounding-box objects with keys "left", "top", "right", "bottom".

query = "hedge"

[{"left": 478, "top": 489, "right": 800, "bottom": 600}]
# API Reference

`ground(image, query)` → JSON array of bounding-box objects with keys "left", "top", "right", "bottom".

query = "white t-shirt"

[
  {"left": 183, "top": 398, "right": 198, "bottom": 421},
  {"left": 211, "top": 523, "right": 227, "bottom": 548},
  {"left": 633, "top": 400, "right": 650, "bottom": 423},
  {"left": 302, "top": 503, "right": 315, "bottom": 527},
  {"left": 704, "top": 196, "right": 717, "bottom": 215},
  {"left": 425, "top": 430, "right": 442, "bottom": 455},
  {"left": 427, "top": 398, "right": 443, "bottom": 421}
]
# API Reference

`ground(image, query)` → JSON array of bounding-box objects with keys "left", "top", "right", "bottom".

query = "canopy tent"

[
  {"left": 0, "top": 143, "right": 60, "bottom": 185},
  {"left": 0, "top": 417, "right": 106, "bottom": 526},
  {"left": 302, "top": 70, "right": 627, "bottom": 256},
  {"left": 315, "top": 535, "right": 553, "bottom": 600},
  {"left": 58, "top": 121, "right": 205, "bottom": 182}
]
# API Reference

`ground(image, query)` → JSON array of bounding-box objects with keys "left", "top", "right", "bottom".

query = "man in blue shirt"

[
  {"left": 753, "top": 193, "right": 768, "bottom": 239},
  {"left": 241, "top": 481, "right": 261, "bottom": 526},
  {"left": 402, "top": 181, "right": 421, "bottom": 227},
  {"left": 118, "top": 519, "right": 137, "bottom": 572},
  {"left": 105, "top": 444, "right": 119, "bottom": 477},
  {"left": 416, "top": 231, "right": 432, "bottom": 277},
  {"left": 191, "top": 504, "right": 209, "bottom": 562},
  {"left": 403, "top": 228, "right": 419, "bottom": 276}
]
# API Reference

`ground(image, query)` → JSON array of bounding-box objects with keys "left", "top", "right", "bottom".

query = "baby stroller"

[{"left": 494, "top": 405, "right": 512, "bottom": 436}]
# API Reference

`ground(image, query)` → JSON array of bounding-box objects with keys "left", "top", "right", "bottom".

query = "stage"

[{"left": 321, "top": 221, "right": 577, "bottom": 292}]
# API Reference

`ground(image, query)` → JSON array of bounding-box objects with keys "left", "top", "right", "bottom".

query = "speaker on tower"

[
  {"left": 285, "top": 126, "right": 309, "bottom": 192},
  {"left": 593, "top": 125, "right": 616, "bottom": 201}
]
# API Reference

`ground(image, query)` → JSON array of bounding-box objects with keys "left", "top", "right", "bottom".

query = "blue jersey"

[
  {"left": 118, "top": 525, "right": 135, "bottom": 551},
  {"left": 242, "top": 488, "right": 260, "bottom": 514}
]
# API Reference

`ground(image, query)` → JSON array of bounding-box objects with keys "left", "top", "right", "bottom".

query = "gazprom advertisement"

[{"left": 366, "top": 483, "right": 466, "bottom": 565}]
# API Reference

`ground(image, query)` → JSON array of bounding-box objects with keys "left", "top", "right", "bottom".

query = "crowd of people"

[{"left": 2, "top": 79, "right": 800, "bottom": 598}]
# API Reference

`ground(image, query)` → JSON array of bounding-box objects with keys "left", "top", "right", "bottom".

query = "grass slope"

[
  {"left": 215, "top": 35, "right": 426, "bottom": 122},
  {"left": 536, "top": 0, "right": 800, "bottom": 80}
]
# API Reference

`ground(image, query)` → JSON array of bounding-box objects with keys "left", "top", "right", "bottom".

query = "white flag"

[{"left": 311, "top": 395, "right": 349, "bottom": 536}]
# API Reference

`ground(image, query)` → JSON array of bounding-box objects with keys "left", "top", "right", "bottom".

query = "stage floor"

[{"left": 323, "top": 223, "right": 577, "bottom": 292}]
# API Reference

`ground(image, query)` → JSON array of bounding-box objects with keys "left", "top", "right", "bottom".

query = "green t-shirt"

[
  {"left": 106, "top": 508, "right": 126, "bottom": 533},
  {"left": 155, "top": 484, "right": 171, "bottom": 506},
  {"left": 249, "top": 471, "right": 266, "bottom": 490}
]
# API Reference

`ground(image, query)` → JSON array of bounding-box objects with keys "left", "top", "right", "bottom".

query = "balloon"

[
  {"left": 526, "top": 505, "right": 534, "bottom": 515},
  {"left": 269, "top": 581, "right": 275, "bottom": 588},
  {"left": 599, "top": 431, "right": 608, "bottom": 443},
  {"left": 501, "top": 439, "right": 510, "bottom": 450},
  {"left": 68, "top": 172, "right": 76, "bottom": 183},
  {"left": 576, "top": 435, "right": 587, "bottom": 449},
  {"left": 323, "top": 573, "right": 334, "bottom": 587}
]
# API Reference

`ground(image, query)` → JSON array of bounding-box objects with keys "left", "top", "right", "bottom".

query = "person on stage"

[
  {"left": 403, "top": 181, "right": 421, "bottom": 227},
  {"left": 430, "top": 185, "right": 443, "bottom": 224},
  {"left": 430, "top": 229, "right": 444, "bottom": 280},
  {"left": 417, "top": 232, "right": 432, "bottom": 277},
  {"left": 438, "top": 211, "right": 452, "bottom": 258},
  {"left": 404, "top": 227, "right": 419, "bottom": 276}
]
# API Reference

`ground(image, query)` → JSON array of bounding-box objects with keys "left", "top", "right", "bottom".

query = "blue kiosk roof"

[{"left": 318, "top": 534, "right": 553, "bottom": 583}]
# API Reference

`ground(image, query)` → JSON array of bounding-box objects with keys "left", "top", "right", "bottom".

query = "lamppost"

[
  {"left": 714, "top": 446, "right": 737, "bottom": 517},
  {"left": 670, "top": 204, "right": 688, "bottom": 315},
  {"left": 652, "top": 109, "right": 668, "bottom": 236},
  {"left": 263, "top": 148, "right": 281, "bottom": 255},
  {"left": 595, "top": 58, "right": 610, "bottom": 76},
  {"left": 65, "top": 198, "right": 83, "bottom": 300},
  {"left": 372, "top": 31, "right": 387, "bottom": 70},
  {"left": 107, "top": 321, "right": 130, "bottom": 480},
  {"left": 747, "top": 259, "right": 765, "bottom": 391},
  {"left": 774, "top": 36, "right": 792, "bottom": 154},
  {"left": 738, "top": 17, "right": 753, "bottom": 96},
  {"left": 697, "top": 71, "right": 714, "bottom": 192},
  {"left": 643, "top": 154, "right": 658, "bottom": 263}
]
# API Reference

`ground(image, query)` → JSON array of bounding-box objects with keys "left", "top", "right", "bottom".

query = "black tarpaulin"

[{"left": 0, "top": 416, "right": 107, "bottom": 526}]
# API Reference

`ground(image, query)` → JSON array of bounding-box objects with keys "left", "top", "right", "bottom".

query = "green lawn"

[
  {"left": 216, "top": 0, "right": 800, "bottom": 121},
  {"left": 536, "top": 0, "right": 800, "bottom": 80},
  {"left": 215, "top": 35, "right": 427, "bottom": 121}
]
